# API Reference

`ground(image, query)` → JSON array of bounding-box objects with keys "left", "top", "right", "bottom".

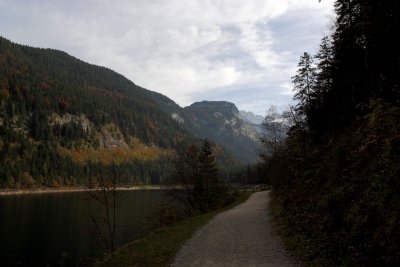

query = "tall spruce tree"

[
  {"left": 198, "top": 139, "right": 218, "bottom": 186},
  {"left": 292, "top": 52, "right": 316, "bottom": 119},
  {"left": 314, "top": 36, "right": 334, "bottom": 102},
  {"left": 197, "top": 139, "right": 225, "bottom": 211},
  {"left": 309, "top": 35, "right": 334, "bottom": 132}
]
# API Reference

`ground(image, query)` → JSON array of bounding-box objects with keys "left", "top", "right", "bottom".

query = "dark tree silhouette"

[{"left": 292, "top": 52, "right": 316, "bottom": 117}]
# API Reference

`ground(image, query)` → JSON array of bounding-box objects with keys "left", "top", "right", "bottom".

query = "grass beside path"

[{"left": 95, "top": 191, "right": 253, "bottom": 267}]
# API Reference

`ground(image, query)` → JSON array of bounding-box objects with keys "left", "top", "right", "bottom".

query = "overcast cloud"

[{"left": 0, "top": 0, "right": 335, "bottom": 115}]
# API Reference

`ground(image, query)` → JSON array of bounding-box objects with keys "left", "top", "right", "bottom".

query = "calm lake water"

[{"left": 0, "top": 190, "right": 163, "bottom": 266}]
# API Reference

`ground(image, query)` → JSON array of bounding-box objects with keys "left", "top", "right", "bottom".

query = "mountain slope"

[
  {"left": 0, "top": 37, "right": 194, "bottom": 187},
  {"left": 181, "top": 101, "right": 260, "bottom": 164},
  {"left": 17, "top": 41, "right": 189, "bottom": 147}
]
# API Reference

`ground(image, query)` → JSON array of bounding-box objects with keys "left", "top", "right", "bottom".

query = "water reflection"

[{"left": 0, "top": 190, "right": 162, "bottom": 266}]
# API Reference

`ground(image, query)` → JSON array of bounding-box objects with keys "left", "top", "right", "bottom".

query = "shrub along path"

[{"left": 172, "top": 191, "right": 299, "bottom": 267}]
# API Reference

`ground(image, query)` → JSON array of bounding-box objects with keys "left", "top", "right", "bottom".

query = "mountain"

[
  {"left": 239, "top": 110, "right": 264, "bottom": 125},
  {"left": 0, "top": 37, "right": 242, "bottom": 188},
  {"left": 239, "top": 110, "right": 265, "bottom": 134},
  {"left": 180, "top": 101, "right": 261, "bottom": 164}
]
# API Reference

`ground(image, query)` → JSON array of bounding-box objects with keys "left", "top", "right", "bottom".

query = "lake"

[{"left": 0, "top": 190, "right": 164, "bottom": 266}]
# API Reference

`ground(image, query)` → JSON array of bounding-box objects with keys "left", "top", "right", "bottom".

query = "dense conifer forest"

[{"left": 264, "top": 1, "right": 400, "bottom": 265}]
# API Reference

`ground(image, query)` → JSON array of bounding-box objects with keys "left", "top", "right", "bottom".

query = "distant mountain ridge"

[
  {"left": 239, "top": 110, "right": 265, "bottom": 135},
  {"left": 239, "top": 110, "right": 264, "bottom": 125},
  {"left": 180, "top": 101, "right": 261, "bottom": 164}
]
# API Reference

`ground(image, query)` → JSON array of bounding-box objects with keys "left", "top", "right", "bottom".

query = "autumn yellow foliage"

[{"left": 57, "top": 142, "right": 174, "bottom": 166}]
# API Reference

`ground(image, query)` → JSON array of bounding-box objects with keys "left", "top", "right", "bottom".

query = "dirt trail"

[{"left": 172, "top": 191, "right": 300, "bottom": 267}]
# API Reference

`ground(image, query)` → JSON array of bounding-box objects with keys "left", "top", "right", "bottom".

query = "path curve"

[{"left": 172, "top": 191, "right": 299, "bottom": 267}]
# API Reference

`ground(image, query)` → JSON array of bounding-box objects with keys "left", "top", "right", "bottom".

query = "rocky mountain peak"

[
  {"left": 181, "top": 101, "right": 261, "bottom": 164},
  {"left": 239, "top": 110, "right": 264, "bottom": 125}
]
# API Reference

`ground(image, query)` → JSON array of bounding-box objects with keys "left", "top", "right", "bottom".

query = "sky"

[{"left": 0, "top": 0, "right": 335, "bottom": 115}]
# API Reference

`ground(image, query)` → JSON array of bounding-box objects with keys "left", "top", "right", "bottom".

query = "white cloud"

[{"left": 0, "top": 0, "right": 335, "bottom": 114}]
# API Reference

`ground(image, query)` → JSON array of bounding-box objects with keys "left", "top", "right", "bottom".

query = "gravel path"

[{"left": 172, "top": 191, "right": 299, "bottom": 267}]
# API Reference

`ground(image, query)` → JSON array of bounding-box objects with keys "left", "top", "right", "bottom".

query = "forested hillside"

[
  {"left": 265, "top": 1, "right": 400, "bottom": 265},
  {"left": 0, "top": 37, "right": 244, "bottom": 188}
]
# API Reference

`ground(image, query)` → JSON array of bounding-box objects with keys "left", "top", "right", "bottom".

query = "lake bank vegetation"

[{"left": 0, "top": 185, "right": 167, "bottom": 196}]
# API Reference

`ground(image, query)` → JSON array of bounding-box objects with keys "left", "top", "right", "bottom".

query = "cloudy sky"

[{"left": 0, "top": 0, "right": 335, "bottom": 115}]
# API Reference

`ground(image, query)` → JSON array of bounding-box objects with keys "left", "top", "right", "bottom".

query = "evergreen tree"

[
  {"left": 309, "top": 35, "right": 334, "bottom": 132},
  {"left": 198, "top": 139, "right": 218, "bottom": 186},
  {"left": 314, "top": 36, "right": 334, "bottom": 102},
  {"left": 197, "top": 139, "right": 225, "bottom": 211},
  {"left": 292, "top": 52, "right": 316, "bottom": 118}
]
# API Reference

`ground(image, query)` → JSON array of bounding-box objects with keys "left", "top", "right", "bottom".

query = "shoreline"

[{"left": 0, "top": 185, "right": 166, "bottom": 196}]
